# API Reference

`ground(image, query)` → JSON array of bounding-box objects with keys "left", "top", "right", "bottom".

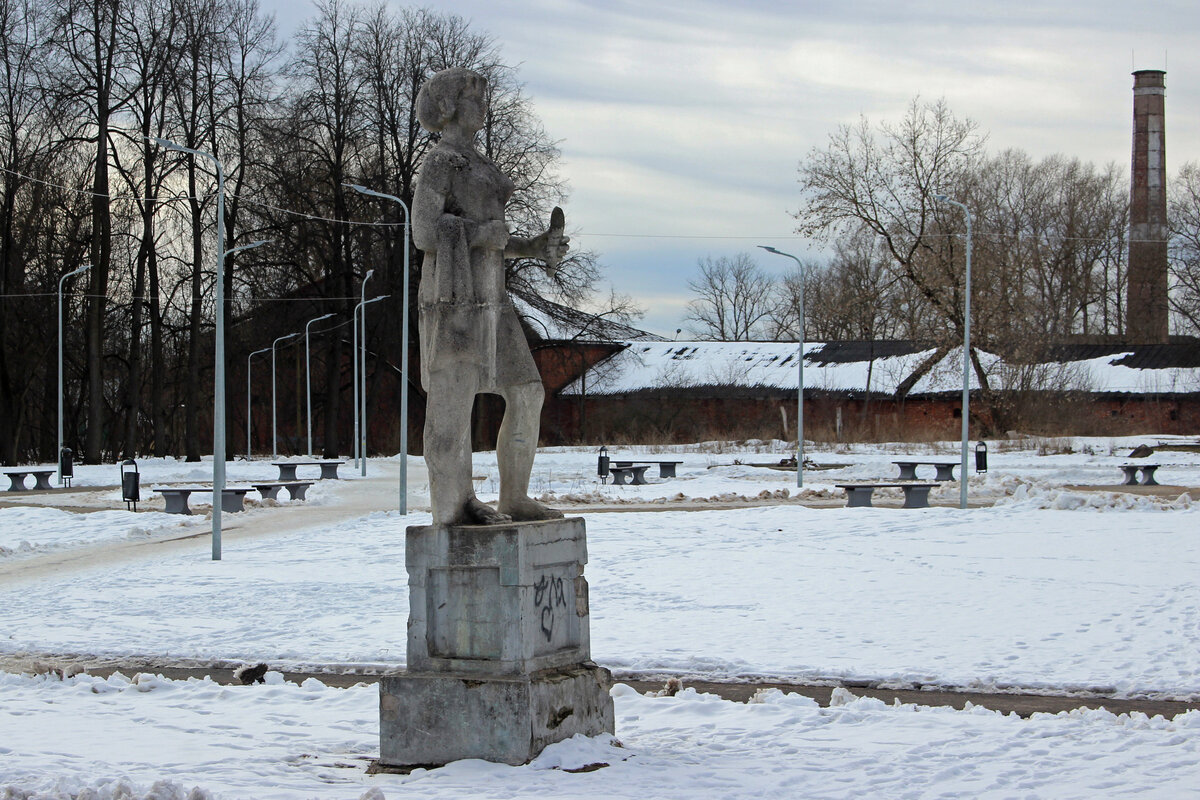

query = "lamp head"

[
  {"left": 758, "top": 245, "right": 783, "bottom": 255},
  {"left": 934, "top": 194, "right": 948, "bottom": 201}
]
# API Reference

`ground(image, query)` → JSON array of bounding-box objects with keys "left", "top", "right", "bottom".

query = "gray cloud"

[{"left": 261, "top": 0, "right": 1197, "bottom": 337}]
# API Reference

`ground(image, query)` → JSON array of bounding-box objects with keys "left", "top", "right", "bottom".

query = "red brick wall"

[{"left": 543, "top": 391, "right": 1200, "bottom": 444}]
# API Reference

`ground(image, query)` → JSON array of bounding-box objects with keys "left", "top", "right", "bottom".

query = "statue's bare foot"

[
  {"left": 464, "top": 497, "right": 512, "bottom": 525},
  {"left": 500, "top": 496, "right": 565, "bottom": 522}
]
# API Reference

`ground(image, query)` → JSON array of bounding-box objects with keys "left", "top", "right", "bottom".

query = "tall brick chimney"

[{"left": 1127, "top": 69, "right": 1169, "bottom": 343}]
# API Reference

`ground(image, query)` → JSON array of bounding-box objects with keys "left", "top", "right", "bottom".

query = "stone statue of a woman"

[{"left": 412, "top": 67, "right": 568, "bottom": 526}]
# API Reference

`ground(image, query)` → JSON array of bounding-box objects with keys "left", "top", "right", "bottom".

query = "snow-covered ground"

[{"left": 2, "top": 435, "right": 1199, "bottom": 799}]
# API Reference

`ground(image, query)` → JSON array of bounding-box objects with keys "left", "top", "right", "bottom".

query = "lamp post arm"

[
  {"left": 346, "top": 183, "right": 411, "bottom": 512},
  {"left": 305, "top": 313, "right": 336, "bottom": 457},
  {"left": 271, "top": 332, "right": 300, "bottom": 460},
  {"left": 757, "top": 245, "right": 805, "bottom": 488}
]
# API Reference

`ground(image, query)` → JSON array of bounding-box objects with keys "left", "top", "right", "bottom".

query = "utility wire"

[{"left": 1, "top": 165, "right": 1172, "bottom": 244}]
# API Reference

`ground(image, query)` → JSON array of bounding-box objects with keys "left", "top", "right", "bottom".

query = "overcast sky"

[{"left": 263, "top": 0, "right": 1196, "bottom": 338}]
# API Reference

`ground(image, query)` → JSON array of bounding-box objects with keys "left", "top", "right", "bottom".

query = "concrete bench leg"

[
  {"left": 162, "top": 492, "right": 192, "bottom": 515},
  {"left": 286, "top": 483, "right": 309, "bottom": 500},
  {"left": 220, "top": 491, "right": 247, "bottom": 513},
  {"left": 1121, "top": 466, "right": 1140, "bottom": 485},
  {"left": 630, "top": 468, "right": 649, "bottom": 485},
  {"left": 902, "top": 486, "right": 932, "bottom": 508},
  {"left": 277, "top": 465, "right": 299, "bottom": 481},
  {"left": 32, "top": 473, "right": 54, "bottom": 490},
  {"left": 319, "top": 463, "right": 340, "bottom": 480},
  {"left": 933, "top": 465, "right": 956, "bottom": 481},
  {"left": 609, "top": 470, "right": 629, "bottom": 486},
  {"left": 845, "top": 487, "right": 875, "bottom": 508},
  {"left": 896, "top": 464, "right": 917, "bottom": 481},
  {"left": 5, "top": 474, "right": 26, "bottom": 491},
  {"left": 1140, "top": 467, "right": 1160, "bottom": 486},
  {"left": 658, "top": 463, "right": 677, "bottom": 478},
  {"left": 258, "top": 485, "right": 282, "bottom": 500}
]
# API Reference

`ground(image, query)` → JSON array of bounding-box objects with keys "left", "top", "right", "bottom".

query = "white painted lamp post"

[
  {"left": 353, "top": 270, "right": 375, "bottom": 470},
  {"left": 345, "top": 183, "right": 410, "bottom": 514},
  {"left": 355, "top": 294, "right": 388, "bottom": 476},
  {"left": 933, "top": 194, "right": 973, "bottom": 510},
  {"left": 305, "top": 313, "right": 335, "bottom": 456},
  {"left": 758, "top": 245, "right": 805, "bottom": 489},
  {"left": 272, "top": 332, "right": 300, "bottom": 460},
  {"left": 57, "top": 264, "right": 91, "bottom": 485},
  {"left": 246, "top": 346, "right": 272, "bottom": 459}
]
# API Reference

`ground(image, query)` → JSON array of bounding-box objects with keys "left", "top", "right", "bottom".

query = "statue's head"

[{"left": 417, "top": 67, "right": 487, "bottom": 133}]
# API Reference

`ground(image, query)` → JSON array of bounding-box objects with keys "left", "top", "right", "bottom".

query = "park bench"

[
  {"left": 893, "top": 460, "right": 959, "bottom": 481},
  {"left": 271, "top": 459, "right": 345, "bottom": 481},
  {"left": 1119, "top": 463, "right": 1161, "bottom": 486},
  {"left": 612, "top": 460, "right": 683, "bottom": 479},
  {"left": 250, "top": 481, "right": 315, "bottom": 501},
  {"left": 608, "top": 465, "right": 651, "bottom": 485},
  {"left": 2, "top": 468, "right": 56, "bottom": 492},
  {"left": 152, "top": 486, "right": 254, "bottom": 515},
  {"left": 835, "top": 482, "right": 937, "bottom": 509}
]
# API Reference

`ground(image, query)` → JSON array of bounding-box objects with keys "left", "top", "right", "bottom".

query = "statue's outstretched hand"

[{"left": 539, "top": 206, "right": 569, "bottom": 273}]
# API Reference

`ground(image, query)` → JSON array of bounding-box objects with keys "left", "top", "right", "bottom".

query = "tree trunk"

[
  {"left": 184, "top": 158, "right": 204, "bottom": 461},
  {"left": 84, "top": 105, "right": 111, "bottom": 464}
]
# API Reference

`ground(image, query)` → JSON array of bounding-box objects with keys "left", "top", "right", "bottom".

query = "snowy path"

[{"left": 0, "top": 461, "right": 420, "bottom": 587}]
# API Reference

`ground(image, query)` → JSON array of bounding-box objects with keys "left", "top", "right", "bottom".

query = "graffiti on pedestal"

[{"left": 533, "top": 573, "right": 567, "bottom": 641}]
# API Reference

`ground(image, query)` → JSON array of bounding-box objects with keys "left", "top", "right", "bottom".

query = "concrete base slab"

[{"left": 379, "top": 662, "right": 615, "bottom": 767}]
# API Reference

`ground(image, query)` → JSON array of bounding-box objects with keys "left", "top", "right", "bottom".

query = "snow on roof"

[{"left": 562, "top": 341, "right": 1200, "bottom": 397}]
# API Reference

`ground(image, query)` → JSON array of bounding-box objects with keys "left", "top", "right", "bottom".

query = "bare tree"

[
  {"left": 51, "top": 0, "right": 135, "bottom": 463},
  {"left": 791, "top": 229, "right": 930, "bottom": 342},
  {"left": 1169, "top": 161, "right": 1200, "bottom": 334},
  {"left": 0, "top": 0, "right": 77, "bottom": 463},
  {"left": 796, "top": 97, "right": 985, "bottom": 356},
  {"left": 109, "top": 0, "right": 181, "bottom": 458},
  {"left": 685, "top": 253, "right": 777, "bottom": 341}
]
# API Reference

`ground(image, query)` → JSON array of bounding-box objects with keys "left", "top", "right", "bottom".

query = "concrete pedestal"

[
  {"left": 379, "top": 662, "right": 614, "bottom": 767},
  {"left": 379, "top": 517, "right": 614, "bottom": 767}
]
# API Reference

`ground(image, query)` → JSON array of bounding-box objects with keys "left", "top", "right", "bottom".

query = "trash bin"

[
  {"left": 975, "top": 441, "right": 988, "bottom": 474},
  {"left": 121, "top": 458, "right": 140, "bottom": 511},
  {"left": 597, "top": 446, "right": 610, "bottom": 483},
  {"left": 59, "top": 447, "right": 73, "bottom": 488}
]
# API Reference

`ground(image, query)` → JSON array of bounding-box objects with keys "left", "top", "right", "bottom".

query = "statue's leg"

[
  {"left": 425, "top": 370, "right": 509, "bottom": 525},
  {"left": 496, "top": 379, "right": 563, "bottom": 521}
]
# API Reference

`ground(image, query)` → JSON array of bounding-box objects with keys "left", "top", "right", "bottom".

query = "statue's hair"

[{"left": 416, "top": 67, "right": 486, "bottom": 133}]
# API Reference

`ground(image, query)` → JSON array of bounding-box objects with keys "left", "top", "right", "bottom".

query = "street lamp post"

[
  {"left": 272, "top": 332, "right": 300, "bottom": 459},
  {"left": 57, "top": 264, "right": 92, "bottom": 485},
  {"left": 758, "top": 245, "right": 805, "bottom": 489},
  {"left": 353, "top": 270, "right": 375, "bottom": 470},
  {"left": 305, "top": 313, "right": 335, "bottom": 456},
  {"left": 934, "top": 194, "right": 972, "bottom": 510},
  {"left": 345, "top": 183, "right": 410, "bottom": 513},
  {"left": 355, "top": 294, "right": 388, "bottom": 476},
  {"left": 246, "top": 346, "right": 272, "bottom": 459}
]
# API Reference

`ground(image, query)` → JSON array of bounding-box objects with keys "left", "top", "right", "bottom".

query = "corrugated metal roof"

[
  {"left": 807, "top": 340, "right": 931, "bottom": 365},
  {"left": 1024, "top": 343, "right": 1200, "bottom": 369}
]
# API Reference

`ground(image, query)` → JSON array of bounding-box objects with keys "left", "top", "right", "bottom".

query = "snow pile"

[
  {"left": 3, "top": 673, "right": 1199, "bottom": 800},
  {"left": 997, "top": 483, "right": 1195, "bottom": 511}
]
